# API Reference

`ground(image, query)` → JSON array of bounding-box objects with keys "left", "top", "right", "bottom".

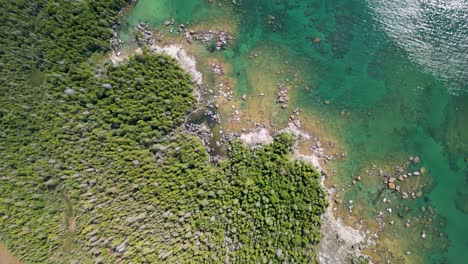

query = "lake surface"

[{"left": 120, "top": 0, "right": 467, "bottom": 262}]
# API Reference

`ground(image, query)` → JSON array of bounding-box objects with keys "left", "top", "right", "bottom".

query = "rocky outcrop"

[{"left": 276, "top": 83, "right": 289, "bottom": 109}]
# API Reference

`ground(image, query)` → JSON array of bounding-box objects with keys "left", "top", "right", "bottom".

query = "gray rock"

[
  {"left": 45, "top": 178, "right": 59, "bottom": 187},
  {"left": 86, "top": 230, "right": 98, "bottom": 237},
  {"left": 89, "top": 235, "right": 99, "bottom": 244},
  {"left": 126, "top": 216, "right": 139, "bottom": 224},
  {"left": 64, "top": 88, "right": 76, "bottom": 96},
  {"left": 159, "top": 250, "right": 173, "bottom": 260},
  {"left": 102, "top": 83, "right": 113, "bottom": 89},
  {"left": 276, "top": 248, "right": 283, "bottom": 258},
  {"left": 116, "top": 239, "right": 128, "bottom": 253},
  {"left": 107, "top": 187, "right": 118, "bottom": 194}
]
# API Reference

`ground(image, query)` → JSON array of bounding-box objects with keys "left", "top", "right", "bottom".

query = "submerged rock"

[
  {"left": 419, "top": 167, "right": 427, "bottom": 174},
  {"left": 401, "top": 192, "right": 408, "bottom": 199}
]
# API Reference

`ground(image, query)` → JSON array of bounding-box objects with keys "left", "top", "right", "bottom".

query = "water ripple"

[{"left": 367, "top": 0, "right": 468, "bottom": 93}]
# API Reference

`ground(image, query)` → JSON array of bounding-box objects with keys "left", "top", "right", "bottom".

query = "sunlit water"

[
  {"left": 119, "top": 0, "right": 468, "bottom": 262},
  {"left": 367, "top": 0, "right": 468, "bottom": 93}
]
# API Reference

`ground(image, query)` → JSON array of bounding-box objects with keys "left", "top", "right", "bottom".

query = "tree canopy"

[{"left": 0, "top": 0, "right": 327, "bottom": 263}]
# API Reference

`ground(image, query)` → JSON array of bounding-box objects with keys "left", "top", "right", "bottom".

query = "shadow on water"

[{"left": 187, "top": 107, "right": 224, "bottom": 157}]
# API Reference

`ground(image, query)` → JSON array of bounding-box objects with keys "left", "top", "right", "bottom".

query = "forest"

[{"left": 0, "top": 0, "right": 327, "bottom": 263}]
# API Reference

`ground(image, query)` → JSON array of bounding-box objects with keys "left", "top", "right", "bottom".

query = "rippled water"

[
  {"left": 120, "top": 0, "right": 468, "bottom": 262},
  {"left": 367, "top": 0, "right": 468, "bottom": 93}
]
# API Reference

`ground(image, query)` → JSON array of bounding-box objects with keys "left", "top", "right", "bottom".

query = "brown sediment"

[
  {"left": 232, "top": 43, "right": 449, "bottom": 264},
  {"left": 329, "top": 157, "right": 449, "bottom": 264}
]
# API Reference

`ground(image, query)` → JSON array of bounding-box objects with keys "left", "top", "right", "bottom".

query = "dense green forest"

[{"left": 0, "top": 0, "right": 327, "bottom": 263}]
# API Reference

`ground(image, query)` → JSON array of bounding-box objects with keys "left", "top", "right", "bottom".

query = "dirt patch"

[{"left": 0, "top": 243, "right": 21, "bottom": 264}]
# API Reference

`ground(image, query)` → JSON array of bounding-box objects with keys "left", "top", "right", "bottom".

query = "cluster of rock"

[
  {"left": 134, "top": 22, "right": 160, "bottom": 46},
  {"left": 121, "top": 19, "right": 235, "bottom": 53},
  {"left": 164, "top": 18, "right": 175, "bottom": 27},
  {"left": 185, "top": 30, "right": 233, "bottom": 51},
  {"left": 214, "top": 30, "right": 231, "bottom": 50},
  {"left": 186, "top": 113, "right": 243, "bottom": 163},
  {"left": 185, "top": 123, "right": 213, "bottom": 150},
  {"left": 310, "top": 140, "right": 335, "bottom": 163},
  {"left": 211, "top": 63, "right": 224, "bottom": 75},
  {"left": 356, "top": 156, "right": 426, "bottom": 203},
  {"left": 220, "top": 84, "right": 234, "bottom": 102},
  {"left": 204, "top": 107, "right": 221, "bottom": 124},
  {"left": 267, "top": 15, "right": 276, "bottom": 24},
  {"left": 276, "top": 83, "right": 289, "bottom": 109},
  {"left": 108, "top": 13, "right": 126, "bottom": 48},
  {"left": 110, "top": 34, "right": 124, "bottom": 51},
  {"left": 207, "top": 0, "right": 239, "bottom": 7},
  {"left": 136, "top": 22, "right": 154, "bottom": 44}
]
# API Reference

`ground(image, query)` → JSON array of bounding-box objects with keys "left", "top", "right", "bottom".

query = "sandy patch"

[
  {"left": 239, "top": 128, "right": 273, "bottom": 145},
  {"left": 0, "top": 243, "right": 21, "bottom": 264},
  {"left": 150, "top": 44, "right": 203, "bottom": 86}
]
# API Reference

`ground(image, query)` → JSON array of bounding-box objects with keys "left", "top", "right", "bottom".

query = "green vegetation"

[
  {"left": 0, "top": 0, "right": 327, "bottom": 263},
  {"left": 217, "top": 134, "right": 327, "bottom": 262}
]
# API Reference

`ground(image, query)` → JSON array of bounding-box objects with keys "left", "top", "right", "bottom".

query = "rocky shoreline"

[
  {"left": 108, "top": 2, "right": 454, "bottom": 263},
  {"left": 239, "top": 124, "right": 371, "bottom": 264},
  {"left": 110, "top": 18, "right": 374, "bottom": 263}
]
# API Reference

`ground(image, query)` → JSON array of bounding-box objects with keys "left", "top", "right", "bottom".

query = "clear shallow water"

[{"left": 120, "top": 0, "right": 468, "bottom": 262}]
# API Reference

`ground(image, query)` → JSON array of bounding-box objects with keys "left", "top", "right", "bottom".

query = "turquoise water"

[{"left": 120, "top": 0, "right": 468, "bottom": 262}]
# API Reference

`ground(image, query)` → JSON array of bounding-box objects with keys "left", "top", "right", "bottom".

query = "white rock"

[{"left": 64, "top": 88, "right": 76, "bottom": 96}]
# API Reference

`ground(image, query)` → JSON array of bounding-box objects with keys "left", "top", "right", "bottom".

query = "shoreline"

[
  {"left": 112, "top": 1, "right": 468, "bottom": 262},
  {"left": 232, "top": 123, "right": 371, "bottom": 263},
  {"left": 110, "top": 32, "right": 373, "bottom": 261}
]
